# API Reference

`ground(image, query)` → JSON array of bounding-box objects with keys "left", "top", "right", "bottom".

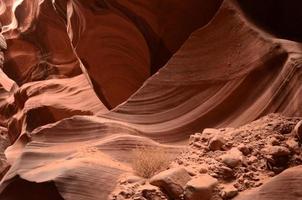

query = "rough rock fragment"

[
  {"left": 202, "top": 129, "right": 220, "bottom": 141},
  {"left": 220, "top": 185, "right": 238, "bottom": 199},
  {"left": 189, "top": 133, "right": 202, "bottom": 144},
  {"left": 140, "top": 185, "right": 168, "bottom": 200},
  {"left": 217, "top": 166, "right": 234, "bottom": 179},
  {"left": 237, "top": 144, "right": 250, "bottom": 156},
  {"left": 199, "top": 165, "right": 208, "bottom": 174},
  {"left": 150, "top": 167, "right": 191, "bottom": 199},
  {"left": 208, "top": 135, "right": 226, "bottom": 151},
  {"left": 268, "top": 137, "right": 280, "bottom": 146},
  {"left": 220, "top": 148, "right": 243, "bottom": 168},
  {"left": 184, "top": 174, "right": 218, "bottom": 200},
  {"left": 285, "top": 138, "right": 300, "bottom": 152},
  {"left": 264, "top": 146, "right": 291, "bottom": 158},
  {"left": 263, "top": 145, "right": 291, "bottom": 170}
]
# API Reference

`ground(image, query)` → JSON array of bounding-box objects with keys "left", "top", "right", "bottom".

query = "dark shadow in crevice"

[
  {"left": 0, "top": 177, "right": 64, "bottom": 200},
  {"left": 106, "top": 0, "right": 172, "bottom": 74},
  {"left": 81, "top": 58, "right": 113, "bottom": 109},
  {"left": 237, "top": 0, "right": 302, "bottom": 42}
]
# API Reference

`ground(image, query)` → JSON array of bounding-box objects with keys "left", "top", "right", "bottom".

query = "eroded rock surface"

[{"left": 0, "top": 0, "right": 301, "bottom": 199}]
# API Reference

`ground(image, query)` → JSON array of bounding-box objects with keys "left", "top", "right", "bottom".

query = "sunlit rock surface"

[{"left": 0, "top": 0, "right": 301, "bottom": 199}]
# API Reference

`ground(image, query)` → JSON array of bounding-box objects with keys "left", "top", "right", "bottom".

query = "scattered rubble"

[{"left": 110, "top": 114, "right": 302, "bottom": 200}]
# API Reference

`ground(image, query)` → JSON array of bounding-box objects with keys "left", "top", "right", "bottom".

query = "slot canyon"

[{"left": 0, "top": 0, "right": 301, "bottom": 199}]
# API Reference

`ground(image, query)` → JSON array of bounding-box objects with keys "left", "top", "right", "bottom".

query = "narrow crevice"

[{"left": 237, "top": 0, "right": 302, "bottom": 42}]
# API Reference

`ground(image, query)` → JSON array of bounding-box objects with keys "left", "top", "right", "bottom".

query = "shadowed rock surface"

[{"left": 0, "top": 0, "right": 301, "bottom": 199}]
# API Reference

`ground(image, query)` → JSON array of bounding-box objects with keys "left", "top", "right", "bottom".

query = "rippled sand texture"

[{"left": 0, "top": 0, "right": 301, "bottom": 199}]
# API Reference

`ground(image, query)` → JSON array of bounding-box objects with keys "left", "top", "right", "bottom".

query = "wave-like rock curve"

[{"left": 0, "top": 0, "right": 301, "bottom": 199}]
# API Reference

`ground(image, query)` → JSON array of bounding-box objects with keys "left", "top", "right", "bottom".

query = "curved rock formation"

[
  {"left": 69, "top": 0, "right": 223, "bottom": 107},
  {"left": 0, "top": 0, "right": 301, "bottom": 199},
  {"left": 107, "top": 0, "right": 302, "bottom": 140},
  {"left": 1, "top": 0, "right": 223, "bottom": 108}
]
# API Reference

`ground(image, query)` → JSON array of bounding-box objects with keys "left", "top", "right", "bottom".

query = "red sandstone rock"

[
  {"left": 184, "top": 175, "right": 218, "bottom": 200},
  {"left": 0, "top": 0, "right": 301, "bottom": 199},
  {"left": 150, "top": 167, "right": 191, "bottom": 199}
]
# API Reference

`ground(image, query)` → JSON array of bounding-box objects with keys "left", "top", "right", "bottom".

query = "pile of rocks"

[
  {"left": 111, "top": 114, "right": 302, "bottom": 200},
  {"left": 110, "top": 174, "right": 168, "bottom": 200},
  {"left": 111, "top": 167, "right": 220, "bottom": 200}
]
